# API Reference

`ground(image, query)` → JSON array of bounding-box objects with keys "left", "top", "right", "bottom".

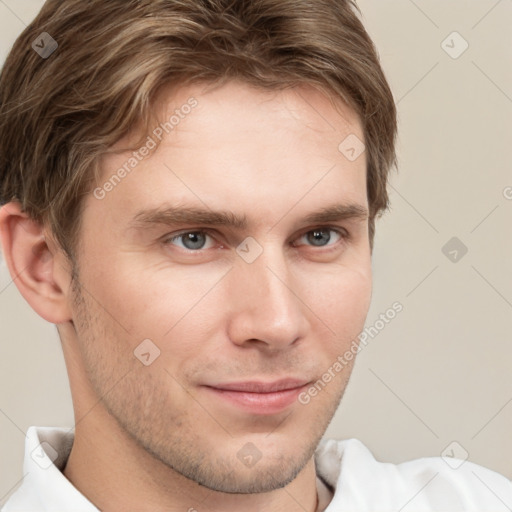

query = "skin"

[{"left": 0, "top": 80, "right": 372, "bottom": 512}]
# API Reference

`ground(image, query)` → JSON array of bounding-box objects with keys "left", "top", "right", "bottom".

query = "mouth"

[{"left": 202, "top": 378, "right": 311, "bottom": 415}]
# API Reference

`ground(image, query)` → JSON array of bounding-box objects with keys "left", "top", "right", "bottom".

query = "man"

[{"left": 0, "top": 0, "right": 510, "bottom": 511}]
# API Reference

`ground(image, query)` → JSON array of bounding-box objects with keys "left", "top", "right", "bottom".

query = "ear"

[{"left": 0, "top": 202, "right": 73, "bottom": 324}]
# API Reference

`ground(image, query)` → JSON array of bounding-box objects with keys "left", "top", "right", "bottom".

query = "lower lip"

[{"left": 203, "top": 385, "right": 308, "bottom": 415}]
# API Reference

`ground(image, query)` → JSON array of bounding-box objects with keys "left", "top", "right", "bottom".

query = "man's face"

[{"left": 69, "top": 80, "right": 372, "bottom": 493}]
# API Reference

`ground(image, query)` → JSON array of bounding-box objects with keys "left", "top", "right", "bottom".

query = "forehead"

[
  {"left": 92, "top": 80, "right": 367, "bottom": 229},
  {"left": 112, "top": 79, "right": 364, "bottom": 162},
  {"left": 155, "top": 79, "right": 362, "bottom": 145}
]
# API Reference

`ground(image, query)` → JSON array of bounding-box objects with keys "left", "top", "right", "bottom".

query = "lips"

[
  {"left": 202, "top": 379, "right": 310, "bottom": 415},
  {"left": 205, "top": 378, "right": 310, "bottom": 393}
]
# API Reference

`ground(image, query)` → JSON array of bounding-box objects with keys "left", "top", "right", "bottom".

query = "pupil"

[
  {"left": 183, "top": 232, "right": 205, "bottom": 250},
  {"left": 308, "top": 229, "right": 330, "bottom": 246}
]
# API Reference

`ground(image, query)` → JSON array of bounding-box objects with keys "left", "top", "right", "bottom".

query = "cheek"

[
  {"left": 78, "top": 235, "right": 371, "bottom": 350},
  {"left": 310, "top": 266, "right": 372, "bottom": 337},
  {"left": 84, "top": 258, "right": 228, "bottom": 341}
]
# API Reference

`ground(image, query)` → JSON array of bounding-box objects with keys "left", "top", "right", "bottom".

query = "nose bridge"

[{"left": 226, "top": 241, "right": 307, "bottom": 347}]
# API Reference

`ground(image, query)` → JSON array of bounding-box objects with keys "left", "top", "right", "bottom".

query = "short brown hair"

[{"left": 0, "top": 0, "right": 397, "bottom": 259}]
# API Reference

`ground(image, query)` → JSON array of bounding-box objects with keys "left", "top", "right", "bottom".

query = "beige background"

[{"left": 1, "top": 0, "right": 511, "bottom": 504}]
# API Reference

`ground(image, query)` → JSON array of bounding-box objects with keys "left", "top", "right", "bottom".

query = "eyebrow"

[{"left": 130, "top": 202, "right": 368, "bottom": 231}]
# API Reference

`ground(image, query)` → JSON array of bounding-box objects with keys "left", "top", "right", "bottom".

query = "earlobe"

[{"left": 0, "top": 202, "right": 73, "bottom": 324}]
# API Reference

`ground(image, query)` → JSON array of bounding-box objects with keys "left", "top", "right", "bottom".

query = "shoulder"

[{"left": 315, "top": 438, "right": 512, "bottom": 511}]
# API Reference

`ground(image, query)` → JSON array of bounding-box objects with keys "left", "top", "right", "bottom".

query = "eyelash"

[{"left": 162, "top": 226, "right": 350, "bottom": 254}]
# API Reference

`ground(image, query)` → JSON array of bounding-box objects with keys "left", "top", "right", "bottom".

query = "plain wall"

[{"left": 1, "top": 0, "right": 511, "bottom": 504}]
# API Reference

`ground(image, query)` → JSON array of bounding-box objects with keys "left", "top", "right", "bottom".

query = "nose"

[{"left": 225, "top": 243, "right": 309, "bottom": 351}]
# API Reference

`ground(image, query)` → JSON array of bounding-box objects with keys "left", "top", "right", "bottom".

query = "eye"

[
  {"left": 293, "top": 227, "right": 347, "bottom": 249},
  {"left": 162, "top": 226, "right": 349, "bottom": 253},
  {"left": 163, "top": 230, "right": 216, "bottom": 251}
]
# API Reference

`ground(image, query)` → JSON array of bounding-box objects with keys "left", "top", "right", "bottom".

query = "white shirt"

[{"left": 2, "top": 426, "right": 512, "bottom": 511}]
